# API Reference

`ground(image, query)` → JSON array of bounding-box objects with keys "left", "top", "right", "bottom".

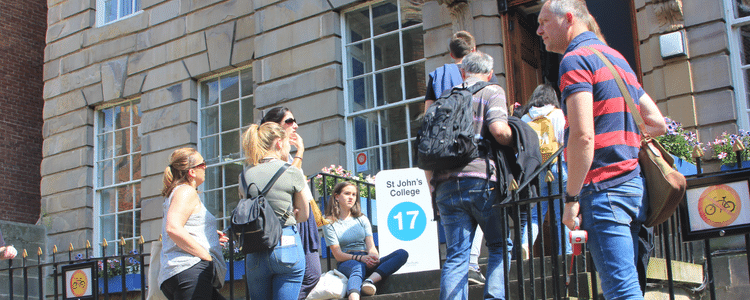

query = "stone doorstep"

[{"left": 646, "top": 257, "right": 704, "bottom": 285}]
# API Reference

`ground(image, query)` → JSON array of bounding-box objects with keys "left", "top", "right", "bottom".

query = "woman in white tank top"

[{"left": 158, "top": 148, "right": 228, "bottom": 300}]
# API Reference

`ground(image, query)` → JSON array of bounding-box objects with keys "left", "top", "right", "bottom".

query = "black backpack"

[
  {"left": 231, "top": 163, "right": 293, "bottom": 254},
  {"left": 417, "top": 81, "right": 492, "bottom": 171}
]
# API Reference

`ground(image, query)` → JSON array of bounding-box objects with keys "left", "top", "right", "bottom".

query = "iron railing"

[{"left": 5, "top": 148, "right": 740, "bottom": 299}]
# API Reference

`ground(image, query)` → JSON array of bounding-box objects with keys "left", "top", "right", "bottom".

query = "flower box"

[
  {"left": 225, "top": 260, "right": 246, "bottom": 281},
  {"left": 98, "top": 273, "right": 142, "bottom": 293}
]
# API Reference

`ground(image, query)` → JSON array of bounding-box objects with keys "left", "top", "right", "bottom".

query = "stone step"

[{"left": 646, "top": 257, "right": 703, "bottom": 285}]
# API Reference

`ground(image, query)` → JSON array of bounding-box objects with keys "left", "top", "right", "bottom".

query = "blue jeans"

[
  {"left": 337, "top": 249, "right": 408, "bottom": 295},
  {"left": 580, "top": 176, "right": 646, "bottom": 300},
  {"left": 436, "top": 178, "right": 510, "bottom": 300},
  {"left": 245, "top": 226, "right": 305, "bottom": 300},
  {"left": 520, "top": 162, "right": 571, "bottom": 255}
]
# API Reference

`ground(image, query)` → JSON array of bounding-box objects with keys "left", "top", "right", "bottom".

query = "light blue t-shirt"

[{"left": 323, "top": 215, "right": 372, "bottom": 253}]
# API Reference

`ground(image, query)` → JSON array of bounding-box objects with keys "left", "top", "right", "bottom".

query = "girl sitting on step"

[{"left": 323, "top": 182, "right": 408, "bottom": 300}]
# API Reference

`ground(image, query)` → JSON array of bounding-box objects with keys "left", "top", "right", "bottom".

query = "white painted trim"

[{"left": 725, "top": 0, "right": 750, "bottom": 130}]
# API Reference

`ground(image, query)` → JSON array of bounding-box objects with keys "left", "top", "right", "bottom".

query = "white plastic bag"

[
  {"left": 306, "top": 269, "right": 348, "bottom": 300},
  {"left": 146, "top": 241, "right": 167, "bottom": 300}
]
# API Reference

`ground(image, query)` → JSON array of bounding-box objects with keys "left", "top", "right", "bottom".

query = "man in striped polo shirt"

[{"left": 536, "top": 0, "right": 666, "bottom": 299}]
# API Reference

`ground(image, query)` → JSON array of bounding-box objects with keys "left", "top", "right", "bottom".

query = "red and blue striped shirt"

[{"left": 559, "top": 32, "right": 643, "bottom": 191}]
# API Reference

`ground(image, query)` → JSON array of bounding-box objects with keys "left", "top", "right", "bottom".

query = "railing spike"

[
  {"left": 159, "top": 234, "right": 162, "bottom": 241},
  {"left": 692, "top": 144, "right": 704, "bottom": 158},
  {"left": 734, "top": 139, "right": 746, "bottom": 152},
  {"left": 86, "top": 240, "right": 91, "bottom": 249},
  {"left": 139, "top": 236, "right": 145, "bottom": 245},
  {"left": 509, "top": 179, "right": 519, "bottom": 191},
  {"left": 120, "top": 237, "right": 126, "bottom": 246},
  {"left": 37, "top": 247, "right": 43, "bottom": 256},
  {"left": 53, "top": 245, "right": 58, "bottom": 254},
  {"left": 68, "top": 243, "right": 74, "bottom": 252},
  {"left": 545, "top": 170, "right": 555, "bottom": 183},
  {"left": 23, "top": 249, "right": 28, "bottom": 258},
  {"left": 102, "top": 238, "right": 109, "bottom": 248}
]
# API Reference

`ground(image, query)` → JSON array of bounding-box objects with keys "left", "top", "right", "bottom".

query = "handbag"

[
  {"left": 231, "top": 163, "right": 293, "bottom": 254},
  {"left": 585, "top": 46, "right": 687, "bottom": 227},
  {"left": 309, "top": 198, "right": 330, "bottom": 227},
  {"left": 306, "top": 269, "right": 348, "bottom": 300}
]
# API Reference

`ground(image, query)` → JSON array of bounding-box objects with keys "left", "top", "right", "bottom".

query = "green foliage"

[
  {"left": 707, "top": 131, "right": 750, "bottom": 166},
  {"left": 654, "top": 117, "right": 700, "bottom": 163}
]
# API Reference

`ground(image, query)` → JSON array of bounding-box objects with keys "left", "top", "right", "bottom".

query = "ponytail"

[
  {"left": 161, "top": 148, "right": 198, "bottom": 197},
  {"left": 242, "top": 122, "right": 287, "bottom": 165}
]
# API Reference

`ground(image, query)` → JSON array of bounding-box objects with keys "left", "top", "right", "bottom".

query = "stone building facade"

[{"left": 40, "top": 0, "right": 737, "bottom": 255}]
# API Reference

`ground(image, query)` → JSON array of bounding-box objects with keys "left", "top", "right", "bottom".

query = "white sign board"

[
  {"left": 686, "top": 180, "right": 750, "bottom": 232},
  {"left": 375, "top": 168, "right": 440, "bottom": 274}
]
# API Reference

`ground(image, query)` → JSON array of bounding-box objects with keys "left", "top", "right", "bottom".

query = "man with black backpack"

[
  {"left": 422, "top": 52, "right": 512, "bottom": 300},
  {"left": 424, "top": 30, "right": 498, "bottom": 286}
]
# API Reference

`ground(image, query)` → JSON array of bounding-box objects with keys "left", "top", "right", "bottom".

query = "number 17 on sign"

[{"left": 387, "top": 202, "right": 426, "bottom": 241}]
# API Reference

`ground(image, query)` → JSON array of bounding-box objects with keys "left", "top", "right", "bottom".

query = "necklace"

[{"left": 260, "top": 157, "right": 278, "bottom": 163}]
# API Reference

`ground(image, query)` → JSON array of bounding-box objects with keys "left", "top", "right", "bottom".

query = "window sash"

[
  {"left": 93, "top": 100, "right": 142, "bottom": 255},
  {"left": 198, "top": 67, "right": 254, "bottom": 231},
  {"left": 342, "top": 0, "right": 425, "bottom": 175}
]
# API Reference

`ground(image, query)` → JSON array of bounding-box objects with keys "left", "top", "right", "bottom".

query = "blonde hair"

[
  {"left": 161, "top": 148, "right": 200, "bottom": 197},
  {"left": 325, "top": 182, "right": 363, "bottom": 222},
  {"left": 242, "top": 122, "right": 287, "bottom": 165}
]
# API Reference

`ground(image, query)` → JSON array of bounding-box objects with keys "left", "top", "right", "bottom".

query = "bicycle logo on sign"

[{"left": 704, "top": 196, "right": 736, "bottom": 216}]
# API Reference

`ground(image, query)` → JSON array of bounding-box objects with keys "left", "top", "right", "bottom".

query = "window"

[
  {"left": 94, "top": 100, "right": 142, "bottom": 255},
  {"left": 342, "top": 0, "right": 426, "bottom": 175},
  {"left": 198, "top": 68, "right": 255, "bottom": 231},
  {"left": 97, "top": 0, "right": 141, "bottom": 26},
  {"left": 727, "top": 0, "right": 750, "bottom": 129}
]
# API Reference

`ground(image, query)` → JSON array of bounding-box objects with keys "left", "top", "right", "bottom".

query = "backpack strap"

[
  {"left": 241, "top": 163, "right": 296, "bottom": 224},
  {"left": 464, "top": 81, "right": 493, "bottom": 94},
  {"left": 260, "top": 163, "right": 291, "bottom": 196}
]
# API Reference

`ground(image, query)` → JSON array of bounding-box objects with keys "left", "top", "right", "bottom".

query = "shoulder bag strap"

[{"left": 583, "top": 46, "right": 648, "bottom": 137}]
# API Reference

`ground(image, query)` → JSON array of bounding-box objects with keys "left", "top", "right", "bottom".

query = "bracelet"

[
  {"left": 294, "top": 156, "right": 303, "bottom": 160},
  {"left": 565, "top": 193, "right": 579, "bottom": 203}
]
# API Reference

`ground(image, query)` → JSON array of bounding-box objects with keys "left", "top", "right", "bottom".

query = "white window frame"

[
  {"left": 726, "top": 0, "right": 750, "bottom": 130},
  {"left": 197, "top": 66, "right": 255, "bottom": 231},
  {"left": 341, "top": 0, "right": 426, "bottom": 174},
  {"left": 96, "top": 0, "right": 142, "bottom": 27},
  {"left": 93, "top": 99, "right": 142, "bottom": 256}
]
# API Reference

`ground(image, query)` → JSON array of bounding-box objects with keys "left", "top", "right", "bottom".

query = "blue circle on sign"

[{"left": 387, "top": 202, "right": 426, "bottom": 241}]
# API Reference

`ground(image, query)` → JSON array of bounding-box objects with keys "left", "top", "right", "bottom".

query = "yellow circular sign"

[
  {"left": 698, "top": 184, "right": 742, "bottom": 228},
  {"left": 70, "top": 269, "right": 88, "bottom": 297}
]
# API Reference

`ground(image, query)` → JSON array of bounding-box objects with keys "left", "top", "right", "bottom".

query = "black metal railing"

[
  {"left": 1, "top": 237, "right": 150, "bottom": 300},
  {"left": 0, "top": 235, "right": 248, "bottom": 300},
  {"left": 5, "top": 149, "right": 737, "bottom": 300}
]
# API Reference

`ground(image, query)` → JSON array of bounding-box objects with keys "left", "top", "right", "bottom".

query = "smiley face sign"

[{"left": 697, "top": 184, "right": 742, "bottom": 228}]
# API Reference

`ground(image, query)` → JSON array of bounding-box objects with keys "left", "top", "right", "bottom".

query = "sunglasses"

[
  {"left": 284, "top": 118, "right": 296, "bottom": 125},
  {"left": 191, "top": 161, "right": 207, "bottom": 169}
]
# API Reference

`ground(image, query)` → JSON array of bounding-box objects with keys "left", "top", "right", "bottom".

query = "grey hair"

[
  {"left": 545, "top": 0, "right": 590, "bottom": 21},
  {"left": 460, "top": 51, "right": 493, "bottom": 75}
]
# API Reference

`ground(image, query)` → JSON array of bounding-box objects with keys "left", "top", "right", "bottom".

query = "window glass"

[
  {"left": 99, "top": 0, "right": 141, "bottom": 25},
  {"left": 95, "top": 100, "right": 141, "bottom": 254},
  {"left": 736, "top": 0, "right": 750, "bottom": 18},
  {"left": 343, "top": 0, "right": 424, "bottom": 175},
  {"left": 199, "top": 67, "right": 254, "bottom": 229}
]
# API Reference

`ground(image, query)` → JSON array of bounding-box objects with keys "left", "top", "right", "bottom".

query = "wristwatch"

[{"left": 565, "top": 193, "right": 579, "bottom": 203}]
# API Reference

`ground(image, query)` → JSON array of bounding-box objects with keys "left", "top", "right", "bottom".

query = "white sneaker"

[{"left": 361, "top": 279, "right": 377, "bottom": 296}]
